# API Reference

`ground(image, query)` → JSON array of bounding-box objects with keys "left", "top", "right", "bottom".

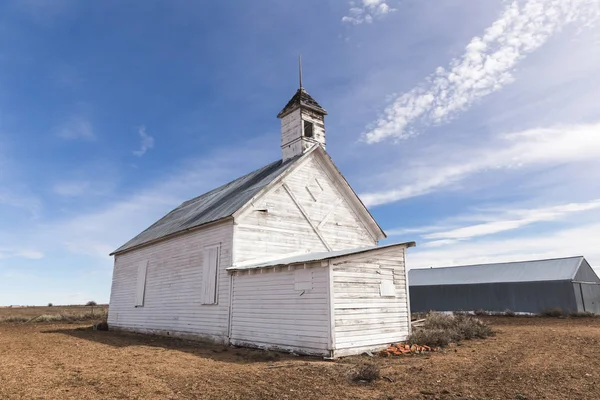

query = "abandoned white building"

[{"left": 107, "top": 78, "right": 414, "bottom": 357}]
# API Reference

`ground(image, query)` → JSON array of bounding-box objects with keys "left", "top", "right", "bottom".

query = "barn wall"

[
  {"left": 107, "top": 220, "right": 234, "bottom": 342},
  {"left": 409, "top": 281, "right": 578, "bottom": 314},
  {"left": 331, "top": 247, "right": 410, "bottom": 357},
  {"left": 229, "top": 263, "right": 330, "bottom": 356},
  {"left": 234, "top": 152, "right": 377, "bottom": 264},
  {"left": 573, "top": 260, "right": 600, "bottom": 314}
]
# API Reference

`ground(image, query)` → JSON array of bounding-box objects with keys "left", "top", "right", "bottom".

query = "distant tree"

[
  {"left": 86, "top": 301, "right": 97, "bottom": 306},
  {"left": 47, "top": 303, "right": 53, "bottom": 307}
]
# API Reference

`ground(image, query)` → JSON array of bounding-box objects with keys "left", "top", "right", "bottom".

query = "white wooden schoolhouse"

[{"left": 107, "top": 76, "right": 415, "bottom": 358}]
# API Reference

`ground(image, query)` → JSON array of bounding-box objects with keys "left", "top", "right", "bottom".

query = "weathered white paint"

[
  {"left": 233, "top": 150, "right": 377, "bottom": 265},
  {"left": 107, "top": 134, "right": 409, "bottom": 357},
  {"left": 280, "top": 105, "right": 326, "bottom": 161},
  {"left": 330, "top": 246, "right": 411, "bottom": 357},
  {"left": 229, "top": 262, "right": 330, "bottom": 356},
  {"left": 107, "top": 219, "right": 234, "bottom": 343}
]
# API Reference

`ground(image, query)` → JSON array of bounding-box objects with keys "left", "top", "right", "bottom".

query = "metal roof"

[
  {"left": 409, "top": 256, "right": 586, "bottom": 286},
  {"left": 277, "top": 88, "right": 327, "bottom": 118},
  {"left": 227, "top": 241, "right": 416, "bottom": 271},
  {"left": 112, "top": 156, "right": 301, "bottom": 255}
]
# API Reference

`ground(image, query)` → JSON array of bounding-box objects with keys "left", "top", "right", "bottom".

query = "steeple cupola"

[{"left": 277, "top": 58, "right": 327, "bottom": 161}]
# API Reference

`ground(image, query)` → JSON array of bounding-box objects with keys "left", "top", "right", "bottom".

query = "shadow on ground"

[{"left": 42, "top": 325, "right": 317, "bottom": 365}]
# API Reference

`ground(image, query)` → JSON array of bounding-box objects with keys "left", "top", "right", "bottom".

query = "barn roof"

[
  {"left": 111, "top": 156, "right": 301, "bottom": 255},
  {"left": 409, "top": 256, "right": 587, "bottom": 286},
  {"left": 227, "top": 241, "right": 416, "bottom": 271}
]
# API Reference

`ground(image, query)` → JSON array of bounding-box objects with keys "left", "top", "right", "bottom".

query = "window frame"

[{"left": 201, "top": 244, "right": 221, "bottom": 305}]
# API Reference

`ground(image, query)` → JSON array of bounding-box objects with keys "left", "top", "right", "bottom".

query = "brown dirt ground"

[{"left": 1, "top": 317, "right": 599, "bottom": 400}]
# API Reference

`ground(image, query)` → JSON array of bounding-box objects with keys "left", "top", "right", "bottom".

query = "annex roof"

[
  {"left": 227, "top": 241, "right": 416, "bottom": 271},
  {"left": 111, "top": 156, "right": 301, "bottom": 255},
  {"left": 409, "top": 256, "right": 586, "bottom": 286}
]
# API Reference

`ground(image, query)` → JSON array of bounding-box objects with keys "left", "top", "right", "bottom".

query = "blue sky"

[{"left": 1, "top": 0, "right": 600, "bottom": 305}]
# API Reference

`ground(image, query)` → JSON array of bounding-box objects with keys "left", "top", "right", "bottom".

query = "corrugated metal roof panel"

[
  {"left": 112, "top": 156, "right": 301, "bottom": 255},
  {"left": 409, "top": 256, "right": 585, "bottom": 286},
  {"left": 227, "top": 241, "right": 416, "bottom": 271}
]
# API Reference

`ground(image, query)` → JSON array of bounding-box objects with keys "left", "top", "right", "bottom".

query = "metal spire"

[{"left": 298, "top": 55, "right": 303, "bottom": 89}]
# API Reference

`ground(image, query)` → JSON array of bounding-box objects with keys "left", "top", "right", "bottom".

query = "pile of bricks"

[{"left": 379, "top": 343, "right": 438, "bottom": 357}]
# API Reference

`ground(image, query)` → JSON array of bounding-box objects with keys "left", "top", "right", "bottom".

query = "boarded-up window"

[
  {"left": 201, "top": 245, "right": 220, "bottom": 305},
  {"left": 380, "top": 268, "right": 395, "bottom": 297},
  {"left": 295, "top": 269, "right": 313, "bottom": 291},
  {"left": 135, "top": 261, "right": 148, "bottom": 307}
]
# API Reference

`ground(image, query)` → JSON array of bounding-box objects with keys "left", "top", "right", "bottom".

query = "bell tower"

[{"left": 277, "top": 57, "right": 327, "bottom": 161}]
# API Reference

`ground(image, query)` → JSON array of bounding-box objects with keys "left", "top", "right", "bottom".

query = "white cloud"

[
  {"left": 420, "top": 200, "right": 600, "bottom": 243},
  {"left": 360, "top": 122, "right": 600, "bottom": 207},
  {"left": 30, "top": 136, "right": 277, "bottom": 260},
  {"left": 132, "top": 126, "right": 155, "bottom": 157},
  {"left": 0, "top": 248, "right": 44, "bottom": 260},
  {"left": 364, "top": 0, "right": 600, "bottom": 143},
  {"left": 53, "top": 181, "right": 91, "bottom": 197},
  {"left": 342, "top": 0, "right": 396, "bottom": 25},
  {"left": 408, "top": 221, "right": 600, "bottom": 270},
  {"left": 57, "top": 115, "right": 95, "bottom": 141}
]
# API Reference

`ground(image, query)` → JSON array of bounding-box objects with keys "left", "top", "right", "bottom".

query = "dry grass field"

[
  {"left": 0, "top": 305, "right": 108, "bottom": 323},
  {"left": 1, "top": 316, "right": 599, "bottom": 399}
]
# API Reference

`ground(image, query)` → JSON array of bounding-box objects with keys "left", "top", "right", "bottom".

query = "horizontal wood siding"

[
  {"left": 234, "top": 153, "right": 376, "bottom": 264},
  {"left": 332, "top": 247, "right": 410, "bottom": 354},
  {"left": 107, "top": 220, "right": 233, "bottom": 342},
  {"left": 230, "top": 264, "right": 330, "bottom": 355}
]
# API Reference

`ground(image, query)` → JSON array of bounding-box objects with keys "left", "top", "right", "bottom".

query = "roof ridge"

[{"left": 411, "top": 255, "right": 585, "bottom": 271}]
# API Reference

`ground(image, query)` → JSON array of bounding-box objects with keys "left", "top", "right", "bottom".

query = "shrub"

[
  {"left": 352, "top": 363, "right": 380, "bottom": 383},
  {"left": 541, "top": 308, "right": 564, "bottom": 317},
  {"left": 503, "top": 309, "right": 515, "bottom": 317},
  {"left": 569, "top": 311, "right": 596, "bottom": 318},
  {"left": 407, "top": 328, "right": 459, "bottom": 348},
  {"left": 454, "top": 314, "right": 494, "bottom": 339},
  {"left": 408, "top": 312, "right": 494, "bottom": 348},
  {"left": 47, "top": 303, "right": 53, "bottom": 307},
  {"left": 86, "top": 301, "right": 97, "bottom": 306}
]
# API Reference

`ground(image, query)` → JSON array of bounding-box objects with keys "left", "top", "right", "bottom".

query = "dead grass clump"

[
  {"left": 454, "top": 314, "right": 494, "bottom": 339},
  {"left": 407, "top": 328, "right": 459, "bottom": 348},
  {"left": 408, "top": 312, "right": 493, "bottom": 348},
  {"left": 569, "top": 311, "right": 596, "bottom": 318},
  {"left": 351, "top": 363, "right": 380, "bottom": 383},
  {"left": 541, "top": 308, "right": 564, "bottom": 317},
  {"left": 0, "top": 310, "right": 108, "bottom": 324},
  {"left": 244, "top": 350, "right": 281, "bottom": 362},
  {"left": 0, "top": 316, "right": 30, "bottom": 323}
]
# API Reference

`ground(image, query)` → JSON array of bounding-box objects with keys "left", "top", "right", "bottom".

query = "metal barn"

[{"left": 409, "top": 256, "right": 600, "bottom": 314}]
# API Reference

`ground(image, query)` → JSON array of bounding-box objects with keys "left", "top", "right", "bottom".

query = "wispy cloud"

[
  {"left": 57, "top": 115, "right": 95, "bottom": 141},
  {"left": 342, "top": 0, "right": 396, "bottom": 25},
  {"left": 409, "top": 221, "right": 600, "bottom": 269},
  {"left": 0, "top": 248, "right": 44, "bottom": 260},
  {"left": 363, "top": 0, "right": 600, "bottom": 143},
  {"left": 132, "top": 126, "right": 155, "bottom": 157},
  {"left": 360, "top": 122, "right": 600, "bottom": 207},
  {"left": 420, "top": 200, "right": 600, "bottom": 244},
  {"left": 53, "top": 181, "right": 91, "bottom": 197}
]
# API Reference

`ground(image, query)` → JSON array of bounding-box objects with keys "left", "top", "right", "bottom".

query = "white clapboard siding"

[
  {"left": 234, "top": 152, "right": 376, "bottom": 264},
  {"left": 230, "top": 264, "right": 330, "bottom": 356},
  {"left": 107, "top": 220, "right": 233, "bottom": 342},
  {"left": 331, "top": 246, "right": 410, "bottom": 356}
]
